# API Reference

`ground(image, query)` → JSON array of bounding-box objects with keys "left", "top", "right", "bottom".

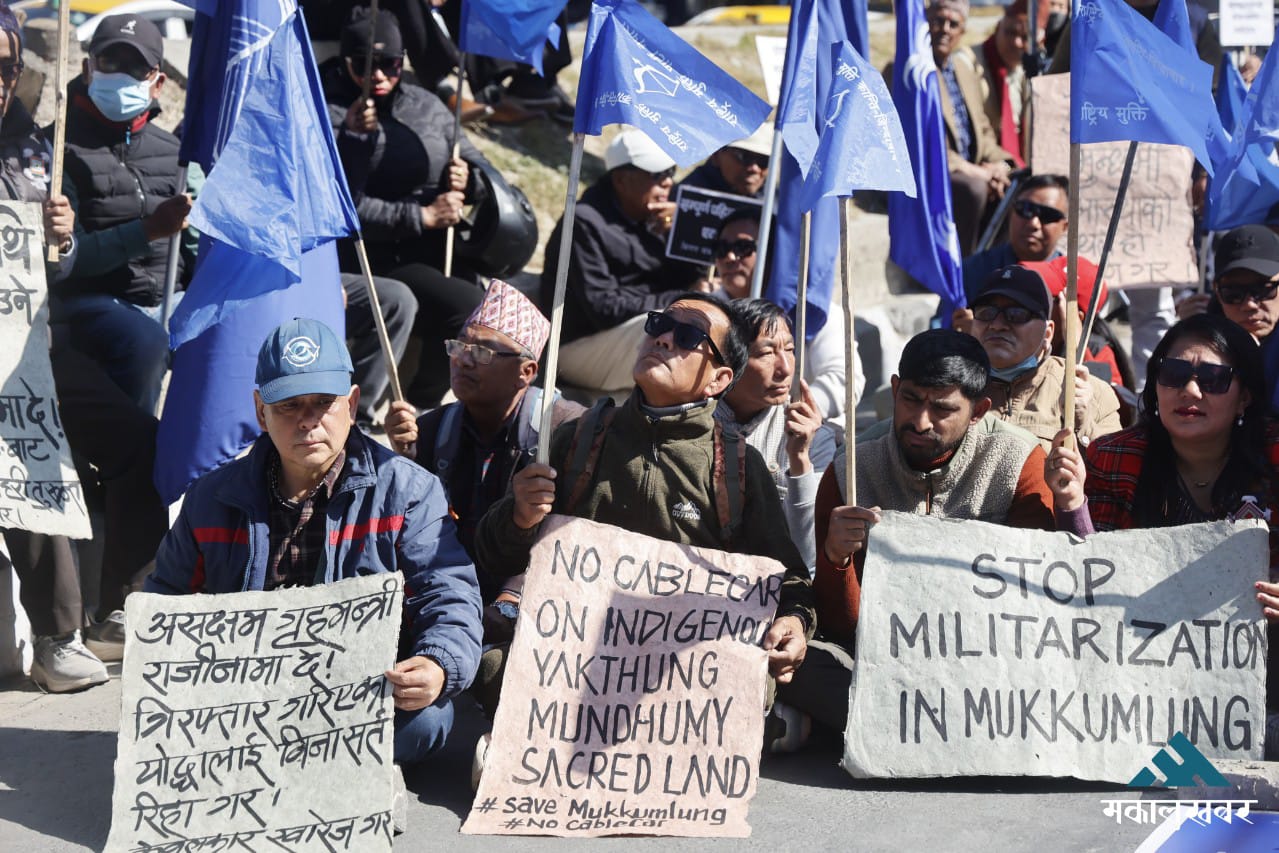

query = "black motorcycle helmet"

[{"left": 454, "top": 162, "right": 539, "bottom": 279}]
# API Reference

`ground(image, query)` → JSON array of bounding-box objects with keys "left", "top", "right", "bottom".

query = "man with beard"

[{"left": 774, "top": 329, "right": 1088, "bottom": 738}]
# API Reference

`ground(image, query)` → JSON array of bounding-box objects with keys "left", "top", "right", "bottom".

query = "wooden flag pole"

[
  {"left": 46, "top": 0, "right": 72, "bottom": 263},
  {"left": 839, "top": 196, "right": 857, "bottom": 505},
  {"left": 1077, "top": 141, "right": 1137, "bottom": 362},
  {"left": 159, "top": 164, "right": 189, "bottom": 332},
  {"left": 750, "top": 128, "right": 785, "bottom": 298},
  {"left": 360, "top": 0, "right": 380, "bottom": 98},
  {"left": 537, "top": 132, "right": 586, "bottom": 465},
  {"left": 1063, "top": 142, "right": 1082, "bottom": 445},
  {"left": 443, "top": 57, "right": 466, "bottom": 278},
  {"left": 354, "top": 236, "right": 405, "bottom": 402},
  {"left": 792, "top": 211, "right": 811, "bottom": 402}
]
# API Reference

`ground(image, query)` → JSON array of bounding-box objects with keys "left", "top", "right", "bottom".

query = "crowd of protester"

[{"left": 3, "top": 0, "right": 1277, "bottom": 787}]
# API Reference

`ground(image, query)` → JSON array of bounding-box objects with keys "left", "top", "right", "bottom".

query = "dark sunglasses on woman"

[
  {"left": 644, "top": 311, "right": 725, "bottom": 364},
  {"left": 713, "top": 238, "right": 757, "bottom": 259},
  {"left": 1155, "top": 357, "right": 1235, "bottom": 394}
]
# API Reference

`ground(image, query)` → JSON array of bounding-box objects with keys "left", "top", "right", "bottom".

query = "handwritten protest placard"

[
  {"left": 105, "top": 573, "right": 403, "bottom": 852},
  {"left": 666, "top": 185, "right": 762, "bottom": 265},
  {"left": 1031, "top": 75, "right": 1197, "bottom": 290},
  {"left": 843, "top": 513, "right": 1269, "bottom": 783},
  {"left": 0, "top": 200, "right": 90, "bottom": 538},
  {"left": 463, "top": 515, "right": 785, "bottom": 838}
]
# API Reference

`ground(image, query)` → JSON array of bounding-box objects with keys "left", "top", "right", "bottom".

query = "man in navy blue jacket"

[{"left": 146, "top": 318, "right": 483, "bottom": 763}]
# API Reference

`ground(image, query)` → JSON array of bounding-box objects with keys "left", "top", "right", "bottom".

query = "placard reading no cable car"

[
  {"left": 665, "top": 185, "right": 763, "bottom": 266},
  {"left": 843, "top": 513, "right": 1269, "bottom": 783}
]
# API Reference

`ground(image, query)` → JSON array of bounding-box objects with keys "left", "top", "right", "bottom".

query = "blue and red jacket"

[{"left": 146, "top": 430, "right": 483, "bottom": 699}]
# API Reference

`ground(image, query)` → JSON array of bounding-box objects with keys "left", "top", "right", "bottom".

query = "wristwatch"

[{"left": 494, "top": 600, "right": 519, "bottom": 620}]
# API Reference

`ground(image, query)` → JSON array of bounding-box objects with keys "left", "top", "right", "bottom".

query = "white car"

[{"left": 74, "top": 0, "right": 194, "bottom": 43}]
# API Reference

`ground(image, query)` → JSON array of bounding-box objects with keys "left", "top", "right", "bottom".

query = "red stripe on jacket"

[
  {"left": 193, "top": 527, "right": 250, "bottom": 545},
  {"left": 329, "top": 515, "right": 404, "bottom": 545}
]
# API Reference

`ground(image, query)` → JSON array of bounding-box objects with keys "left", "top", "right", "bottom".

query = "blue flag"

[
  {"left": 155, "top": 0, "right": 352, "bottom": 503},
  {"left": 765, "top": 0, "right": 869, "bottom": 339},
  {"left": 459, "top": 0, "right": 566, "bottom": 75},
  {"left": 798, "top": 41, "right": 915, "bottom": 211},
  {"left": 1205, "top": 52, "right": 1279, "bottom": 231},
  {"left": 1242, "top": 35, "right": 1279, "bottom": 146},
  {"left": 574, "top": 0, "right": 770, "bottom": 167},
  {"left": 1071, "top": 0, "right": 1217, "bottom": 173},
  {"left": 886, "top": 0, "right": 963, "bottom": 317}
]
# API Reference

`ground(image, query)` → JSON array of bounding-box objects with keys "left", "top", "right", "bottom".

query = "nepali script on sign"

[
  {"left": 463, "top": 515, "right": 786, "bottom": 837},
  {"left": 105, "top": 573, "right": 404, "bottom": 852},
  {"left": 843, "top": 513, "right": 1268, "bottom": 783},
  {"left": 0, "top": 200, "right": 89, "bottom": 538},
  {"left": 1032, "top": 74, "right": 1197, "bottom": 291}
]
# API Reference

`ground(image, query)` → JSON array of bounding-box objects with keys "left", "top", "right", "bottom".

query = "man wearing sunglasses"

[
  {"left": 475, "top": 294, "right": 815, "bottom": 719},
  {"left": 543, "top": 129, "right": 706, "bottom": 396},
  {"left": 1202, "top": 225, "right": 1279, "bottom": 414},
  {"left": 967, "top": 266, "right": 1121, "bottom": 450},
  {"left": 680, "top": 123, "right": 773, "bottom": 199},
  {"left": 56, "top": 14, "right": 196, "bottom": 414},
  {"left": 959, "top": 173, "right": 1070, "bottom": 304}
]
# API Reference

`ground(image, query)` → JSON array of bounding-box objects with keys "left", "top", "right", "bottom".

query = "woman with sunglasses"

[
  {"left": 1045, "top": 314, "right": 1279, "bottom": 754},
  {"left": 322, "top": 8, "right": 495, "bottom": 407},
  {"left": 711, "top": 214, "right": 864, "bottom": 422}
]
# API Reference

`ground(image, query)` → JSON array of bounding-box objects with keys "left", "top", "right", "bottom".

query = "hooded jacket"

[{"left": 146, "top": 429, "right": 484, "bottom": 698}]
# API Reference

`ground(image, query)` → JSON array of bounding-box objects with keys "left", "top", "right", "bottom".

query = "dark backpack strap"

[
  {"left": 564, "top": 398, "right": 616, "bottom": 515},
  {"left": 712, "top": 421, "right": 747, "bottom": 540},
  {"left": 432, "top": 402, "right": 463, "bottom": 476}
]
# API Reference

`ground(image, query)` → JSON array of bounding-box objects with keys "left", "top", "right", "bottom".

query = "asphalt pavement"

[{"left": 0, "top": 668, "right": 1193, "bottom": 853}]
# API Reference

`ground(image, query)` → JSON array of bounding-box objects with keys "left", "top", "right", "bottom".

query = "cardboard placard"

[
  {"left": 1031, "top": 74, "right": 1198, "bottom": 290},
  {"left": 105, "top": 573, "right": 404, "bottom": 852},
  {"left": 843, "top": 513, "right": 1269, "bottom": 783},
  {"left": 0, "top": 200, "right": 90, "bottom": 538},
  {"left": 1219, "top": 0, "right": 1275, "bottom": 48},
  {"left": 666, "top": 185, "right": 762, "bottom": 266},
  {"left": 463, "top": 515, "right": 785, "bottom": 838}
]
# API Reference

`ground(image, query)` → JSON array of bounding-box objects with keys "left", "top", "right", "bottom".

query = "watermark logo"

[{"left": 1128, "top": 732, "right": 1229, "bottom": 788}]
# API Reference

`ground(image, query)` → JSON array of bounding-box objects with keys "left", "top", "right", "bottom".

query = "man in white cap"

[
  {"left": 541, "top": 127, "right": 707, "bottom": 396},
  {"left": 147, "top": 318, "right": 483, "bottom": 764},
  {"left": 680, "top": 123, "right": 773, "bottom": 199}
]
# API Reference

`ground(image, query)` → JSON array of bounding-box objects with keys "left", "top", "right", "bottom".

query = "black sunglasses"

[
  {"left": 1155, "top": 357, "right": 1235, "bottom": 395},
  {"left": 350, "top": 54, "right": 404, "bottom": 77},
  {"left": 726, "top": 148, "right": 769, "bottom": 170},
  {"left": 713, "top": 238, "right": 757, "bottom": 259},
  {"left": 972, "top": 303, "right": 1043, "bottom": 325},
  {"left": 1215, "top": 280, "right": 1279, "bottom": 305},
  {"left": 1012, "top": 199, "right": 1067, "bottom": 225},
  {"left": 644, "top": 311, "right": 725, "bottom": 364}
]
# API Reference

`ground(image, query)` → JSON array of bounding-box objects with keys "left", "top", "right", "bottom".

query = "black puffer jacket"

[{"left": 58, "top": 78, "right": 186, "bottom": 307}]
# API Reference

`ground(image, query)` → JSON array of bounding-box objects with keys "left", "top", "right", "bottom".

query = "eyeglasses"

[
  {"left": 726, "top": 148, "right": 769, "bottom": 170},
  {"left": 350, "top": 54, "right": 404, "bottom": 78},
  {"left": 629, "top": 165, "right": 676, "bottom": 182},
  {"left": 1215, "top": 280, "right": 1279, "bottom": 305},
  {"left": 972, "top": 303, "right": 1043, "bottom": 325},
  {"left": 644, "top": 311, "right": 726, "bottom": 364},
  {"left": 444, "top": 338, "right": 525, "bottom": 365},
  {"left": 92, "top": 53, "right": 157, "bottom": 82},
  {"left": 1012, "top": 199, "right": 1067, "bottom": 224},
  {"left": 713, "top": 238, "right": 757, "bottom": 260},
  {"left": 1155, "top": 357, "right": 1236, "bottom": 394},
  {"left": 0, "top": 61, "right": 23, "bottom": 83}
]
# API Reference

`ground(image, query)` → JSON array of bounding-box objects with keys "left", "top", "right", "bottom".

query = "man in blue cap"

[{"left": 146, "top": 318, "right": 483, "bottom": 763}]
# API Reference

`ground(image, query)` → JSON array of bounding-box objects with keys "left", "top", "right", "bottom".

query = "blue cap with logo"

[{"left": 255, "top": 318, "right": 353, "bottom": 405}]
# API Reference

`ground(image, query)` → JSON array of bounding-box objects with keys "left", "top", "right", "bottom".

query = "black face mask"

[{"left": 1045, "top": 11, "right": 1068, "bottom": 36}]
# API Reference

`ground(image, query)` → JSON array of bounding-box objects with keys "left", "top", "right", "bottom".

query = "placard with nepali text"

[
  {"left": 1031, "top": 74, "right": 1198, "bottom": 291},
  {"left": 105, "top": 572, "right": 404, "bottom": 852},
  {"left": 843, "top": 513, "right": 1269, "bottom": 783},
  {"left": 0, "top": 200, "right": 90, "bottom": 538},
  {"left": 463, "top": 515, "right": 786, "bottom": 837},
  {"left": 666, "top": 185, "right": 762, "bottom": 266}
]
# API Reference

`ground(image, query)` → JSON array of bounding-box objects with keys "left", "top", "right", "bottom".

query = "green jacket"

[{"left": 474, "top": 392, "right": 816, "bottom": 634}]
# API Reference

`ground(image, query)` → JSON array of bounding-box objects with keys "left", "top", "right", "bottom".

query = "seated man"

[
  {"left": 779, "top": 328, "right": 1089, "bottom": 736},
  {"left": 968, "top": 266, "right": 1121, "bottom": 449},
  {"left": 146, "top": 319, "right": 483, "bottom": 763},
  {"left": 928, "top": 0, "right": 1016, "bottom": 256},
  {"left": 716, "top": 298, "right": 839, "bottom": 574},
  {"left": 542, "top": 129, "right": 705, "bottom": 395},
  {"left": 382, "top": 280, "right": 584, "bottom": 624},
  {"left": 474, "top": 294, "right": 815, "bottom": 726},
  {"left": 958, "top": 173, "right": 1069, "bottom": 303},
  {"left": 969, "top": 0, "right": 1045, "bottom": 168},
  {"left": 57, "top": 14, "right": 195, "bottom": 413},
  {"left": 679, "top": 124, "right": 773, "bottom": 199}
]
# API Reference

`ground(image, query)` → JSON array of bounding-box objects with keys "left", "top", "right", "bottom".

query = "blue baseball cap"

[{"left": 255, "top": 318, "right": 353, "bottom": 405}]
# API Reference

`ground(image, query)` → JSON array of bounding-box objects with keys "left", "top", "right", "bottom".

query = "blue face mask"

[
  {"left": 990, "top": 354, "right": 1041, "bottom": 382},
  {"left": 87, "top": 72, "right": 152, "bottom": 122}
]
